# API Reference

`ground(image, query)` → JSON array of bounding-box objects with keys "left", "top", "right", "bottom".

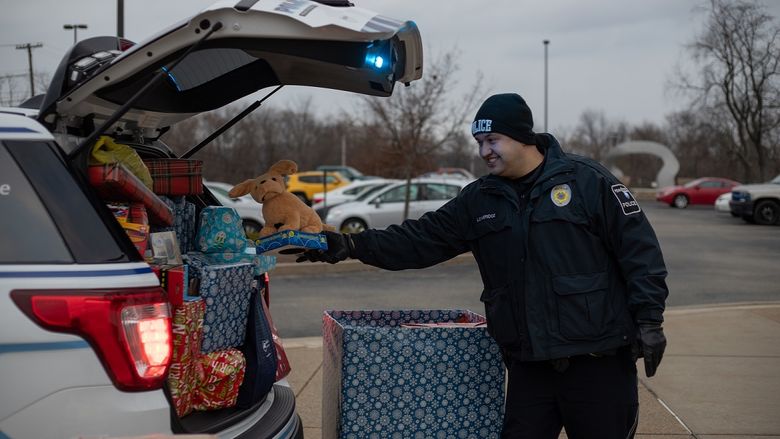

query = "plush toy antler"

[{"left": 229, "top": 160, "right": 329, "bottom": 237}]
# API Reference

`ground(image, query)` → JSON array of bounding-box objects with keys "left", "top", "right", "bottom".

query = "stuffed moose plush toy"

[{"left": 229, "top": 160, "right": 331, "bottom": 237}]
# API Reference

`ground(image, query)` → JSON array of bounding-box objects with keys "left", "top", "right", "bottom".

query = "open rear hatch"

[{"left": 39, "top": 0, "right": 422, "bottom": 138}]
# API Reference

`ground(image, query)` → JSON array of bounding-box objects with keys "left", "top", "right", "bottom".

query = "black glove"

[
  {"left": 632, "top": 320, "right": 667, "bottom": 377},
  {"left": 295, "top": 231, "right": 355, "bottom": 264}
]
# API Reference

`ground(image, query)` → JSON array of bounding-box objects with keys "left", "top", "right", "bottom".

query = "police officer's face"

[{"left": 475, "top": 132, "right": 527, "bottom": 178}]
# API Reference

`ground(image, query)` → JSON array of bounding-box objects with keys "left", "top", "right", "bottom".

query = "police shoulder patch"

[{"left": 610, "top": 184, "right": 641, "bottom": 215}]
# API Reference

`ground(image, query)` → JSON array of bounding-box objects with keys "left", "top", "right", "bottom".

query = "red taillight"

[
  {"left": 313, "top": 196, "right": 324, "bottom": 204},
  {"left": 11, "top": 287, "right": 172, "bottom": 391}
]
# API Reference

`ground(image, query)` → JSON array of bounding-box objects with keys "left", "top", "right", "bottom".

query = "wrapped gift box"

[
  {"left": 322, "top": 309, "right": 505, "bottom": 439},
  {"left": 185, "top": 253, "right": 253, "bottom": 353},
  {"left": 154, "top": 196, "right": 198, "bottom": 255},
  {"left": 88, "top": 163, "right": 173, "bottom": 226},
  {"left": 196, "top": 207, "right": 247, "bottom": 254},
  {"left": 168, "top": 300, "right": 206, "bottom": 418},
  {"left": 143, "top": 158, "right": 203, "bottom": 196},
  {"left": 193, "top": 348, "right": 246, "bottom": 411},
  {"left": 253, "top": 230, "right": 327, "bottom": 255}
]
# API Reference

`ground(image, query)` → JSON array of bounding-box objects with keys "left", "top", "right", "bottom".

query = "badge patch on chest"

[
  {"left": 611, "top": 184, "right": 641, "bottom": 215},
  {"left": 551, "top": 184, "right": 572, "bottom": 207}
]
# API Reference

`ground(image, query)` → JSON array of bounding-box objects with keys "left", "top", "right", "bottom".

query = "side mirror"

[{"left": 373, "top": 199, "right": 382, "bottom": 208}]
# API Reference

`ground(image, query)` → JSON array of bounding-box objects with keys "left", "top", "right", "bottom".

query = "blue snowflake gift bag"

[{"left": 322, "top": 309, "right": 505, "bottom": 439}]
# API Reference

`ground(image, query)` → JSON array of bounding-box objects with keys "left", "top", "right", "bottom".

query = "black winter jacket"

[{"left": 351, "top": 134, "right": 669, "bottom": 361}]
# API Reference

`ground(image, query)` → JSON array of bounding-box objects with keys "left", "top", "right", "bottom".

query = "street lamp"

[
  {"left": 63, "top": 24, "right": 88, "bottom": 45},
  {"left": 543, "top": 39, "right": 549, "bottom": 133}
]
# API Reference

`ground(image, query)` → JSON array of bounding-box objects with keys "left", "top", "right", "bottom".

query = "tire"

[
  {"left": 673, "top": 194, "right": 689, "bottom": 209},
  {"left": 753, "top": 200, "right": 780, "bottom": 225},
  {"left": 730, "top": 211, "right": 739, "bottom": 217},
  {"left": 340, "top": 218, "right": 367, "bottom": 234},
  {"left": 242, "top": 219, "right": 263, "bottom": 239},
  {"left": 292, "top": 192, "right": 309, "bottom": 205}
]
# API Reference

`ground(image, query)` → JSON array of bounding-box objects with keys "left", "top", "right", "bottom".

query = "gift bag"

[
  {"left": 236, "top": 285, "right": 278, "bottom": 408},
  {"left": 322, "top": 310, "right": 505, "bottom": 439},
  {"left": 260, "top": 288, "right": 291, "bottom": 381},
  {"left": 155, "top": 196, "right": 198, "bottom": 255},
  {"left": 196, "top": 207, "right": 247, "bottom": 254}
]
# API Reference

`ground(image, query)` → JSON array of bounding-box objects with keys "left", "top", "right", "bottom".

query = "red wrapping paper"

[
  {"left": 167, "top": 300, "right": 205, "bottom": 418},
  {"left": 192, "top": 349, "right": 246, "bottom": 411},
  {"left": 88, "top": 163, "right": 173, "bottom": 226}
]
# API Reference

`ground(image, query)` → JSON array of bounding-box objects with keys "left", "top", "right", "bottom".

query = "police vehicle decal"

[
  {"left": 551, "top": 184, "right": 572, "bottom": 207},
  {"left": 611, "top": 184, "right": 641, "bottom": 215}
]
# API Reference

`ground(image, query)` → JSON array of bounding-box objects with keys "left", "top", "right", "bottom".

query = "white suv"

[{"left": 0, "top": 1, "right": 422, "bottom": 438}]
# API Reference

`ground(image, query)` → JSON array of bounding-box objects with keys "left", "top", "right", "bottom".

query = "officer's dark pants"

[{"left": 501, "top": 349, "right": 639, "bottom": 439}]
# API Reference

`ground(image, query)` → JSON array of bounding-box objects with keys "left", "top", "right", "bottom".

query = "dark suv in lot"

[{"left": 0, "top": 1, "right": 422, "bottom": 437}]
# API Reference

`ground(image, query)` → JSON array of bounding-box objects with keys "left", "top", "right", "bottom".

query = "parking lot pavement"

[{"left": 282, "top": 303, "right": 780, "bottom": 438}]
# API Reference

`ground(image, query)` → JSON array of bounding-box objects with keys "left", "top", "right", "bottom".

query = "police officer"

[{"left": 298, "top": 93, "right": 668, "bottom": 439}]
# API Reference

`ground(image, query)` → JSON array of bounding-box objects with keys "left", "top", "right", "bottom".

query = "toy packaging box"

[
  {"left": 253, "top": 230, "right": 327, "bottom": 255},
  {"left": 322, "top": 309, "right": 505, "bottom": 439}
]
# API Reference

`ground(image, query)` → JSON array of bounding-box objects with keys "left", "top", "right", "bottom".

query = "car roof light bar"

[
  {"left": 69, "top": 20, "right": 224, "bottom": 160},
  {"left": 180, "top": 84, "right": 283, "bottom": 159}
]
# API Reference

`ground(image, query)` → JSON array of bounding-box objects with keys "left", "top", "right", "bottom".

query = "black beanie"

[{"left": 471, "top": 93, "right": 536, "bottom": 145}]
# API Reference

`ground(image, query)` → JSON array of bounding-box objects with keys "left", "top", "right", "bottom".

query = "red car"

[{"left": 656, "top": 177, "right": 741, "bottom": 208}]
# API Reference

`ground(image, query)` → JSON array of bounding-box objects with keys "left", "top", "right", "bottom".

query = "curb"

[{"left": 270, "top": 252, "right": 475, "bottom": 277}]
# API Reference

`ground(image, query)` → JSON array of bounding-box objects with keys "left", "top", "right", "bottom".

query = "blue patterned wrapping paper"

[
  {"left": 253, "top": 230, "right": 327, "bottom": 255},
  {"left": 185, "top": 253, "right": 253, "bottom": 353},
  {"left": 322, "top": 310, "right": 505, "bottom": 439},
  {"left": 153, "top": 196, "right": 197, "bottom": 254},
  {"left": 196, "top": 206, "right": 247, "bottom": 254}
]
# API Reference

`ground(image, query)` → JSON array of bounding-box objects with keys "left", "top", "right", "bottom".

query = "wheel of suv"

[
  {"left": 242, "top": 219, "right": 263, "bottom": 240},
  {"left": 341, "top": 218, "right": 367, "bottom": 234},
  {"left": 293, "top": 192, "right": 309, "bottom": 205},
  {"left": 753, "top": 200, "right": 780, "bottom": 225},
  {"left": 673, "top": 194, "right": 689, "bottom": 209}
]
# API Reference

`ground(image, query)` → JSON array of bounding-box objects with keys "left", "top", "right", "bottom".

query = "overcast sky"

[{"left": 2, "top": 0, "right": 779, "bottom": 133}]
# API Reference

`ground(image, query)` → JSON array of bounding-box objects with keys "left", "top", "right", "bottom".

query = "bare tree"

[
  {"left": 565, "top": 109, "right": 629, "bottom": 161},
  {"left": 675, "top": 0, "right": 780, "bottom": 182},
  {"left": 360, "top": 49, "right": 483, "bottom": 219}
]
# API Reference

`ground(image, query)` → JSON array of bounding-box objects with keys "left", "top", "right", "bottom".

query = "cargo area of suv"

[{"left": 0, "top": 1, "right": 423, "bottom": 437}]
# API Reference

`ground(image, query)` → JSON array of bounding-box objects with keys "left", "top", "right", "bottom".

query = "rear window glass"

[
  {"left": 5, "top": 140, "right": 129, "bottom": 263},
  {"left": 0, "top": 143, "right": 72, "bottom": 263}
]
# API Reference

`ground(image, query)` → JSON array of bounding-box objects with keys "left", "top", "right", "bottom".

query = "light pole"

[
  {"left": 63, "top": 24, "right": 88, "bottom": 45},
  {"left": 543, "top": 39, "right": 549, "bottom": 133}
]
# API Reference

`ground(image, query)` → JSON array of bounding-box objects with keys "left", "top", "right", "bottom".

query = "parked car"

[
  {"left": 0, "top": 1, "right": 423, "bottom": 437},
  {"left": 656, "top": 177, "right": 741, "bottom": 208},
  {"left": 418, "top": 167, "right": 476, "bottom": 181},
  {"left": 714, "top": 192, "right": 737, "bottom": 216},
  {"left": 325, "top": 178, "right": 469, "bottom": 233},
  {"left": 286, "top": 171, "right": 349, "bottom": 205},
  {"left": 729, "top": 175, "right": 780, "bottom": 225},
  {"left": 311, "top": 178, "right": 396, "bottom": 218},
  {"left": 205, "top": 180, "right": 265, "bottom": 238},
  {"left": 315, "top": 165, "right": 367, "bottom": 181}
]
